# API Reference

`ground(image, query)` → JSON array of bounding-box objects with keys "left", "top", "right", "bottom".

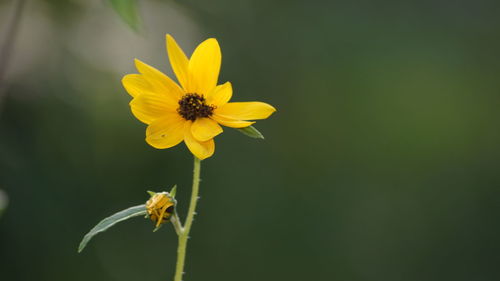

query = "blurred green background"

[{"left": 1, "top": 0, "right": 499, "bottom": 280}]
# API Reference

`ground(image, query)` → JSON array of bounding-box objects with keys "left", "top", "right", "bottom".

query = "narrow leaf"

[
  {"left": 78, "top": 204, "right": 147, "bottom": 253},
  {"left": 236, "top": 125, "right": 265, "bottom": 139},
  {"left": 108, "top": 0, "right": 140, "bottom": 31}
]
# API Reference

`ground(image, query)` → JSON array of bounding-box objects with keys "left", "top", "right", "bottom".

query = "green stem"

[
  {"left": 170, "top": 211, "right": 183, "bottom": 236},
  {"left": 174, "top": 156, "right": 201, "bottom": 281}
]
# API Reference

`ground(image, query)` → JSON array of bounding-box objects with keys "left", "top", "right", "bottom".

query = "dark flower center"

[{"left": 177, "top": 93, "right": 215, "bottom": 121}]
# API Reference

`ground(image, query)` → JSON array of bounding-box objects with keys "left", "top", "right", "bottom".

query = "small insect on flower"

[{"left": 146, "top": 192, "right": 175, "bottom": 228}]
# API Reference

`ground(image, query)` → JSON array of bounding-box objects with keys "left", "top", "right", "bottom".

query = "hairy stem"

[
  {"left": 170, "top": 211, "right": 183, "bottom": 236},
  {"left": 173, "top": 157, "right": 201, "bottom": 281}
]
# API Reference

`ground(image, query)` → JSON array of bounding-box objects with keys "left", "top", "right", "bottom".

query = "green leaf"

[
  {"left": 78, "top": 204, "right": 147, "bottom": 253},
  {"left": 236, "top": 125, "right": 265, "bottom": 139},
  {"left": 108, "top": 0, "right": 140, "bottom": 31}
]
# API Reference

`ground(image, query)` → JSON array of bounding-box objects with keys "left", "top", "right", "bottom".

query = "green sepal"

[
  {"left": 153, "top": 224, "right": 162, "bottom": 232},
  {"left": 107, "top": 0, "right": 141, "bottom": 31},
  {"left": 236, "top": 125, "right": 265, "bottom": 139},
  {"left": 78, "top": 204, "right": 147, "bottom": 253},
  {"left": 147, "top": 190, "right": 156, "bottom": 197},
  {"left": 169, "top": 185, "right": 177, "bottom": 198}
]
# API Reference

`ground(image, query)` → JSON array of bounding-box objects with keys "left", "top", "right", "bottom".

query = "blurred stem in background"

[
  {"left": 0, "top": 189, "right": 8, "bottom": 218},
  {"left": 173, "top": 157, "right": 201, "bottom": 281},
  {"left": 0, "top": 0, "right": 25, "bottom": 222},
  {"left": 0, "top": 0, "right": 26, "bottom": 114}
]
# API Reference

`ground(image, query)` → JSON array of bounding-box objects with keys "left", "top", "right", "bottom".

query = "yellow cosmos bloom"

[{"left": 122, "top": 34, "right": 276, "bottom": 160}]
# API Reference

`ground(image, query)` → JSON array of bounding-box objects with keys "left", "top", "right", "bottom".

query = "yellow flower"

[
  {"left": 146, "top": 192, "right": 175, "bottom": 228},
  {"left": 122, "top": 34, "right": 276, "bottom": 160}
]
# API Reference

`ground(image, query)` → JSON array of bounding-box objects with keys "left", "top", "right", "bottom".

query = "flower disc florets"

[{"left": 177, "top": 93, "right": 215, "bottom": 121}]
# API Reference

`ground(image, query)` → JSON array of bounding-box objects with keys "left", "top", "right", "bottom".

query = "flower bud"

[{"left": 146, "top": 192, "right": 175, "bottom": 227}]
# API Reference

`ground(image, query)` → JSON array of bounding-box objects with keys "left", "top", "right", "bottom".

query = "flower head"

[
  {"left": 146, "top": 192, "right": 175, "bottom": 228},
  {"left": 122, "top": 35, "right": 276, "bottom": 159}
]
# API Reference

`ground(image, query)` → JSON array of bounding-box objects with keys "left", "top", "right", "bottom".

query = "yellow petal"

[
  {"left": 188, "top": 38, "right": 221, "bottom": 95},
  {"left": 166, "top": 34, "right": 189, "bottom": 91},
  {"left": 130, "top": 93, "right": 176, "bottom": 124},
  {"left": 146, "top": 113, "right": 185, "bottom": 149},
  {"left": 191, "top": 117, "right": 223, "bottom": 141},
  {"left": 122, "top": 74, "right": 153, "bottom": 97},
  {"left": 206, "top": 82, "right": 232, "bottom": 107},
  {"left": 134, "top": 59, "right": 183, "bottom": 102},
  {"left": 215, "top": 102, "right": 276, "bottom": 120},
  {"left": 184, "top": 121, "right": 215, "bottom": 160},
  {"left": 211, "top": 114, "right": 255, "bottom": 128}
]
